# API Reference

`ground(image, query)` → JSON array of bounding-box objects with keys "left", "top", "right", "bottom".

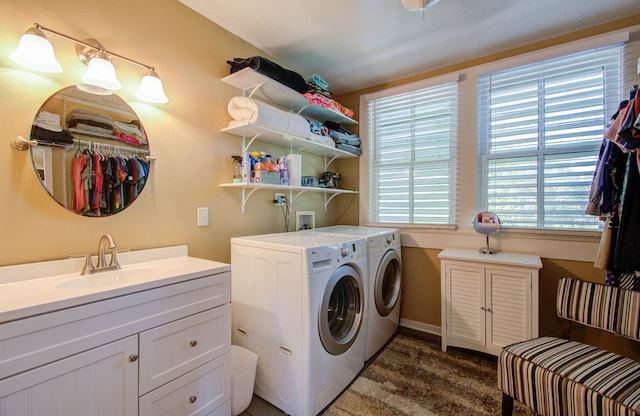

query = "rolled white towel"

[{"left": 228, "top": 96, "right": 310, "bottom": 139}]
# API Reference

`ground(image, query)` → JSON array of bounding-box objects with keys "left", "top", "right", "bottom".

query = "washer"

[
  {"left": 230, "top": 232, "right": 368, "bottom": 416},
  {"left": 306, "top": 226, "right": 402, "bottom": 360}
]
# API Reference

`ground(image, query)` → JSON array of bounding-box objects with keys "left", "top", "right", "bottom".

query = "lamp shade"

[
  {"left": 136, "top": 70, "right": 168, "bottom": 103},
  {"left": 10, "top": 28, "right": 62, "bottom": 73},
  {"left": 401, "top": 0, "right": 440, "bottom": 11},
  {"left": 81, "top": 52, "right": 121, "bottom": 91}
]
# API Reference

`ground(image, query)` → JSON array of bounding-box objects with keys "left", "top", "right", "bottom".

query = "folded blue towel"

[{"left": 305, "top": 73, "right": 329, "bottom": 90}]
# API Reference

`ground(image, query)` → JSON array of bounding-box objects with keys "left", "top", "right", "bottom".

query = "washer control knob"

[{"left": 340, "top": 244, "right": 349, "bottom": 257}]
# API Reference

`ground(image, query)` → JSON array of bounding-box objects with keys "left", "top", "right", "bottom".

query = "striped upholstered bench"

[{"left": 498, "top": 276, "right": 640, "bottom": 416}]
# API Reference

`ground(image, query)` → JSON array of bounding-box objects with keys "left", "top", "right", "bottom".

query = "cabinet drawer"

[
  {"left": 139, "top": 353, "right": 231, "bottom": 416},
  {"left": 139, "top": 304, "right": 231, "bottom": 394}
]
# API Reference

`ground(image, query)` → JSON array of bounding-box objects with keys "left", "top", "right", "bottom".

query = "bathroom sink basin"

[{"left": 57, "top": 266, "right": 167, "bottom": 290}]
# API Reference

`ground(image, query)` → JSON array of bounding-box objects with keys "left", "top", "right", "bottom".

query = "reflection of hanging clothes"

[{"left": 72, "top": 154, "right": 87, "bottom": 211}]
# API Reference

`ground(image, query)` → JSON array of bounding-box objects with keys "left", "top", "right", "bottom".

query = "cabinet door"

[
  {"left": 443, "top": 262, "right": 485, "bottom": 349},
  {"left": 486, "top": 267, "right": 532, "bottom": 353},
  {"left": 0, "top": 335, "right": 138, "bottom": 416}
]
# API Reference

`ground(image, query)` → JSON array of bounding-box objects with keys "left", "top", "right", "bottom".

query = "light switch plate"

[{"left": 197, "top": 207, "right": 209, "bottom": 226}]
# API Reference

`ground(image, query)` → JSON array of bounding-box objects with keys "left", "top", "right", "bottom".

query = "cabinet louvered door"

[
  {"left": 443, "top": 263, "right": 485, "bottom": 350},
  {"left": 486, "top": 268, "right": 532, "bottom": 353},
  {"left": 0, "top": 335, "right": 138, "bottom": 416}
]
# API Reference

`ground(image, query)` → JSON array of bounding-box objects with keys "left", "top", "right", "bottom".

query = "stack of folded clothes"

[
  {"left": 67, "top": 108, "right": 115, "bottom": 136},
  {"left": 324, "top": 121, "right": 362, "bottom": 155},
  {"left": 306, "top": 118, "right": 335, "bottom": 147},
  {"left": 226, "top": 56, "right": 355, "bottom": 119},
  {"left": 114, "top": 120, "right": 146, "bottom": 146},
  {"left": 31, "top": 110, "right": 74, "bottom": 145}
]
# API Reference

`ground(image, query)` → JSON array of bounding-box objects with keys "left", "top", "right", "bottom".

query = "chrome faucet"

[{"left": 81, "top": 234, "right": 121, "bottom": 275}]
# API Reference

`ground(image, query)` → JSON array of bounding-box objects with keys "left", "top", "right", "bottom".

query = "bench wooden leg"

[{"left": 501, "top": 393, "right": 514, "bottom": 416}]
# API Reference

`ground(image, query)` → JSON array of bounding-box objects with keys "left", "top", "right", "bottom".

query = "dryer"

[
  {"left": 230, "top": 232, "right": 368, "bottom": 416},
  {"left": 307, "top": 226, "right": 402, "bottom": 360}
]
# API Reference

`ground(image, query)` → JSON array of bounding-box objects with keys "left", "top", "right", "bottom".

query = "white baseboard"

[{"left": 399, "top": 318, "right": 441, "bottom": 336}]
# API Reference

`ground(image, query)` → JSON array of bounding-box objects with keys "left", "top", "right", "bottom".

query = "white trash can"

[{"left": 231, "top": 345, "right": 258, "bottom": 416}]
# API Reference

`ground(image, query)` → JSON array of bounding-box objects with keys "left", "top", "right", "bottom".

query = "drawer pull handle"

[
  {"left": 189, "top": 395, "right": 197, "bottom": 404},
  {"left": 190, "top": 340, "right": 198, "bottom": 347},
  {"left": 128, "top": 354, "right": 138, "bottom": 362},
  {"left": 279, "top": 345, "right": 293, "bottom": 356}
]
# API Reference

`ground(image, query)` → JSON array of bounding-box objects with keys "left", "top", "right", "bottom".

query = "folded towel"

[
  {"left": 309, "top": 134, "right": 336, "bottom": 147},
  {"left": 305, "top": 74, "right": 329, "bottom": 90},
  {"left": 227, "top": 56, "right": 308, "bottom": 94},
  {"left": 228, "top": 96, "right": 310, "bottom": 139}
]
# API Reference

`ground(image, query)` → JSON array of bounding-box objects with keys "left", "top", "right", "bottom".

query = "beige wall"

[{"left": 0, "top": 0, "right": 336, "bottom": 267}]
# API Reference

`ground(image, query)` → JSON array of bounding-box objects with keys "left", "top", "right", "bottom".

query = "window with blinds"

[
  {"left": 367, "top": 81, "right": 458, "bottom": 225},
  {"left": 477, "top": 44, "right": 624, "bottom": 231}
]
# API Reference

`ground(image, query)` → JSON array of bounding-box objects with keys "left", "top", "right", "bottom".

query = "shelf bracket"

[
  {"left": 291, "top": 189, "right": 310, "bottom": 208},
  {"left": 246, "top": 82, "right": 267, "bottom": 99},
  {"left": 246, "top": 132, "right": 264, "bottom": 150},
  {"left": 324, "top": 192, "right": 342, "bottom": 211},
  {"left": 240, "top": 186, "right": 261, "bottom": 214},
  {"left": 324, "top": 155, "right": 340, "bottom": 170},
  {"left": 296, "top": 104, "right": 309, "bottom": 116}
]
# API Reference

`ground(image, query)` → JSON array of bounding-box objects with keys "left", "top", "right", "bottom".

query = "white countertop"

[
  {"left": 0, "top": 245, "right": 230, "bottom": 323},
  {"left": 438, "top": 248, "right": 542, "bottom": 269}
]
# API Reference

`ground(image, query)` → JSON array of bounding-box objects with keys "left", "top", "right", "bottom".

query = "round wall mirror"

[
  {"left": 29, "top": 86, "right": 151, "bottom": 217},
  {"left": 473, "top": 211, "right": 500, "bottom": 254}
]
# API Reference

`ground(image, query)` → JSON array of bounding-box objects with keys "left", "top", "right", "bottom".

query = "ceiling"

[{"left": 179, "top": 0, "right": 640, "bottom": 94}]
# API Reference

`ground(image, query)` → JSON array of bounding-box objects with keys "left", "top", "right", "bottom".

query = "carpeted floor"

[{"left": 243, "top": 327, "right": 536, "bottom": 416}]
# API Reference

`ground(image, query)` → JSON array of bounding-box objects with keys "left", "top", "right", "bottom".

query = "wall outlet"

[{"left": 274, "top": 193, "right": 286, "bottom": 206}]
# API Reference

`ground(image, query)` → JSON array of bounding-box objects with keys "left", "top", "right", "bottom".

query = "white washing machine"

[
  {"left": 230, "top": 231, "right": 368, "bottom": 416},
  {"left": 306, "top": 226, "right": 402, "bottom": 360}
]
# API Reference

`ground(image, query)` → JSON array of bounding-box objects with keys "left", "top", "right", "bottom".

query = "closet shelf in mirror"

[
  {"left": 222, "top": 68, "right": 357, "bottom": 125},
  {"left": 222, "top": 122, "right": 357, "bottom": 159}
]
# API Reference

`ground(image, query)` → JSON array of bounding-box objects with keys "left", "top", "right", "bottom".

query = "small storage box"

[{"left": 252, "top": 170, "right": 280, "bottom": 185}]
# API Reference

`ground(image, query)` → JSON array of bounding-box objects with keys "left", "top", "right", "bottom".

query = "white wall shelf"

[
  {"left": 220, "top": 182, "right": 356, "bottom": 214},
  {"left": 222, "top": 68, "right": 357, "bottom": 125},
  {"left": 222, "top": 122, "right": 357, "bottom": 161}
]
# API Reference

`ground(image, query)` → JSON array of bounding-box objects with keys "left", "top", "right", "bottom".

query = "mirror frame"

[{"left": 29, "top": 85, "right": 151, "bottom": 217}]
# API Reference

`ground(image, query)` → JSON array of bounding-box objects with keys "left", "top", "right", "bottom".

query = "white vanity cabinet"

[
  {"left": 0, "top": 258, "right": 231, "bottom": 416},
  {"left": 438, "top": 248, "right": 542, "bottom": 356}
]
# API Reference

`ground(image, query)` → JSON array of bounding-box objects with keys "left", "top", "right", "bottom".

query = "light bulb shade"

[
  {"left": 136, "top": 70, "right": 168, "bottom": 103},
  {"left": 81, "top": 54, "right": 121, "bottom": 91},
  {"left": 401, "top": 0, "right": 440, "bottom": 11},
  {"left": 10, "top": 29, "right": 62, "bottom": 73}
]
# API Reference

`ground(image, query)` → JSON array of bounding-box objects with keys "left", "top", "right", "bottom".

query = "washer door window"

[
  {"left": 375, "top": 250, "right": 402, "bottom": 317},
  {"left": 319, "top": 264, "right": 363, "bottom": 356}
]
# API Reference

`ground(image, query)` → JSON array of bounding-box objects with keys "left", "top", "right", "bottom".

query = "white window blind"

[
  {"left": 477, "top": 44, "right": 625, "bottom": 231},
  {"left": 367, "top": 81, "right": 458, "bottom": 225}
]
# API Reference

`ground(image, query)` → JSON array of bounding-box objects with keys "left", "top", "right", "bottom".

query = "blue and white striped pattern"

[{"left": 499, "top": 336, "right": 640, "bottom": 415}]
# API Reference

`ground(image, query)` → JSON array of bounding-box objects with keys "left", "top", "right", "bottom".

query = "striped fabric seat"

[
  {"left": 498, "top": 277, "right": 640, "bottom": 416},
  {"left": 499, "top": 336, "right": 640, "bottom": 415}
]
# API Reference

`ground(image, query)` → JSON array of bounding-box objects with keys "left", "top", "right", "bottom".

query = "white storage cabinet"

[
  {"left": 438, "top": 248, "right": 542, "bottom": 356},
  {"left": 0, "top": 272, "right": 231, "bottom": 416}
]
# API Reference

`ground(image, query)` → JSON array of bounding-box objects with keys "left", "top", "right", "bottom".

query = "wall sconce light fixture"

[{"left": 10, "top": 23, "right": 168, "bottom": 103}]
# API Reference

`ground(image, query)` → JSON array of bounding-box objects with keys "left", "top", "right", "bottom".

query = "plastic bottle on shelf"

[{"left": 279, "top": 156, "right": 289, "bottom": 185}]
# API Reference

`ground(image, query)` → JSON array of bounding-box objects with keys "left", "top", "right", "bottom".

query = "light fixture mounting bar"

[{"left": 34, "top": 23, "right": 154, "bottom": 71}]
